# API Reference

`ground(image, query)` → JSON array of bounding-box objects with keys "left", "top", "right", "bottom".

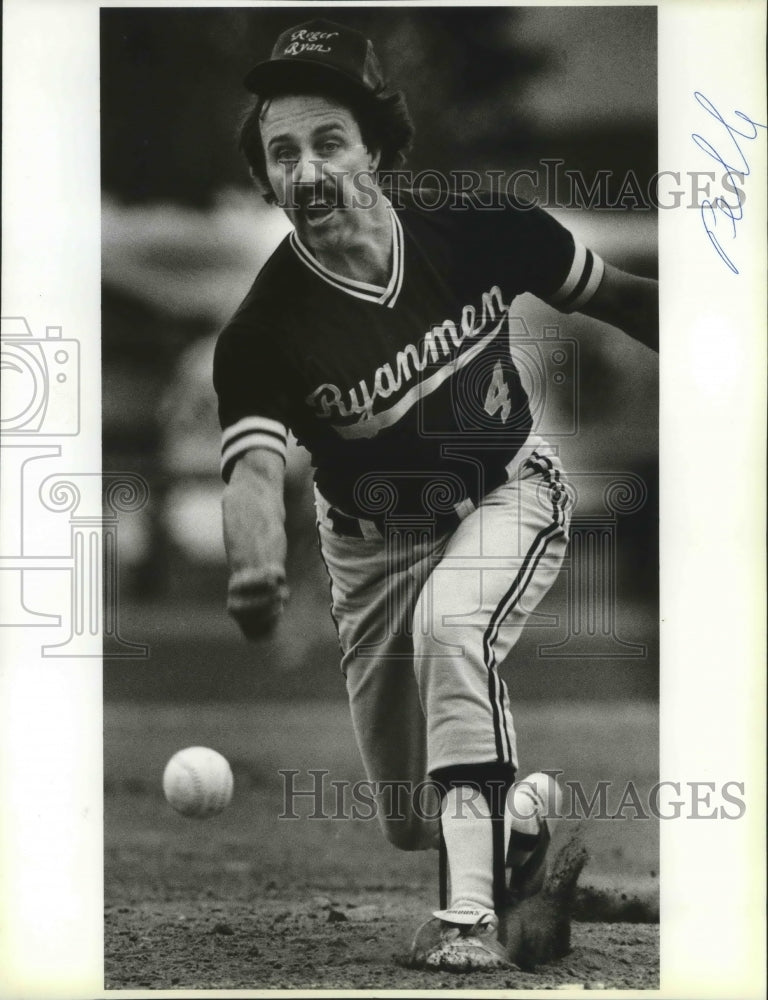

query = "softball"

[{"left": 162, "top": 746, "right": 234, "bottom": 818}]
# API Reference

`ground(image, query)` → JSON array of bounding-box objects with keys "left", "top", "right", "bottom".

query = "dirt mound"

[{"left": 105, "top": 894, "right": 659, "bottom": 990}]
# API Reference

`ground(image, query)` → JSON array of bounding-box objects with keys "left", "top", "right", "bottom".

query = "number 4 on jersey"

[{"left": 483, "top": 360, "right": 511, "bottom": 422}]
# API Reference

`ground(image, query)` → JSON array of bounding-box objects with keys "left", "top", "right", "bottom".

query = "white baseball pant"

[{"left": 315, "top": 437, "right": 571, "bottom": 851}]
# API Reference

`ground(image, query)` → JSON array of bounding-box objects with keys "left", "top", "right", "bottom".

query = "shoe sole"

[{"left": 424, "top": 943, "right": 513, "bottom": 972}]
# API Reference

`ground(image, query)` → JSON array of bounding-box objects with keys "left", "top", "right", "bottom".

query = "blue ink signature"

[{"left": 692, "top": 92, "right": 766, "bottom": 274}]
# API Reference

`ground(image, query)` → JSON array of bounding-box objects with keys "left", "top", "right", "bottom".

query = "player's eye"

[
  {"left": 273, "top": 148, "right": 297, "bottom": 164},
  {"left": 318, "top": 139, "right": 341, "bottom": 156}
]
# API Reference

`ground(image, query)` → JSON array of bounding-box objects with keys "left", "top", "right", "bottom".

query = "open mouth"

[{"left": 303, "top": 201, "right": 336, "bottom": 225}]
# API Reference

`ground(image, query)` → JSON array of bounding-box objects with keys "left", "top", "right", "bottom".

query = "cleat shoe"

[
  {"left": 507, "top": 819, "right": 551, "bottom": 903},
  {"left": 409, "top": 909, "right": 514, "bottom": 972},
  {"left": 506, "top": 771, "right": 562, "bottom": 904}
]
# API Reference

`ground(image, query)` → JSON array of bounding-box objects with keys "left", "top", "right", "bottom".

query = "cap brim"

[{"left": 243, "top": 57, "right": 374, "bottom": 98}]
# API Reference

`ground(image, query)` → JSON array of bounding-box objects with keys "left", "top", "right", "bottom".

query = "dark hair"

[{"left": 238, "top": 83, "right": 414, "bottom": 203}]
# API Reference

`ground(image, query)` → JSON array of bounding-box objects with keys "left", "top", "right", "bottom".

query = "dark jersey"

[{"left": 213, "top": 192, "right": 604, "bottom": 527}]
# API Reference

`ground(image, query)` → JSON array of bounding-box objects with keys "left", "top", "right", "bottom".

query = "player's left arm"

[
  {"left": 575, "top": 262, "right": 658, "bottom": 353},
  {"left": 507, "top": 204, "right": 659, "bottom": 352}
]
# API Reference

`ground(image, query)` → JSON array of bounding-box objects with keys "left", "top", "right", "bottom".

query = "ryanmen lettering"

[{"left": 305, "top": 285, "right": 512, "bottom": 431}]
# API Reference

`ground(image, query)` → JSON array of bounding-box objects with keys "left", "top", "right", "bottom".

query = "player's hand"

[{"left": 227, "top": 565, "right": 289, "bottom": 640}]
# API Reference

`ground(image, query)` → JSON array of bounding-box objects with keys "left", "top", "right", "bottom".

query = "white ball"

[{"left": 162, "top": 746, "right": 233, "bottom": 818}]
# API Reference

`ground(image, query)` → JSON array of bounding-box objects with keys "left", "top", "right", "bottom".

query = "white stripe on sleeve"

[
  {"left": 222, "top": 415, "right": 287, "bottom": 448},
  {"left": 568, "top": 253, "right": 605, "bottom": 312},
  {"left": 220, "top": 433, "right": 287, "bottom": 477},
  {"left": 220, "top": 416, "right": 288, "bottom": 478},
  {"left": 547, "top": 240, "right": 587, "bottom": 305}
]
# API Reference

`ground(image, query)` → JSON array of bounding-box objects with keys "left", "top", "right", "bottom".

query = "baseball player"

[{"left": 214, "top": 19, "right": 658, "bottom": 972}]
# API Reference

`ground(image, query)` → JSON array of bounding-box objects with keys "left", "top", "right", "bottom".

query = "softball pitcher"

[{"left": 215, "top": 19, "right": 658, "bottom": 971}]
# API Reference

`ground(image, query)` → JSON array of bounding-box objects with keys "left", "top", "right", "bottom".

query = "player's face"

[{"left": 260, "top": 93, "right": 380, "bottom": 240}]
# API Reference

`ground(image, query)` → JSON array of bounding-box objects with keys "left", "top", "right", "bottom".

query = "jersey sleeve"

[
  {"left": 524, "top": 207, "right": 606, "bottom": 313},
  {"left": 470, "top": 198, "right": 605, "bottom": 313},
  {"left": 212, "top": 319, "right": 291, "bottom": 482}
]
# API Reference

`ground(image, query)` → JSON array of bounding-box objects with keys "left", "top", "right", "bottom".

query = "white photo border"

[{"left": 1, "top": 1, "right": 765, "bottom": 997}]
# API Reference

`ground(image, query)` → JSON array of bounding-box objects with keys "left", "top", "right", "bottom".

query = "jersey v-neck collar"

[{"left": 289, "top": 204, "right": 404, "bottom": 309}]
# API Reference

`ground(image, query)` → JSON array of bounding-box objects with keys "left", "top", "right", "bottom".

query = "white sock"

[
  {"left": 439, "top": 785, "right": 495, "bottom": 916},
  {"left": 439, "top": 774, "right": 562, "bottom": 917}
]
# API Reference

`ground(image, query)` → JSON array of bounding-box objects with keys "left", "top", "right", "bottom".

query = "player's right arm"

[
  {"left": 213, "top": 310, "right": 292, "bottom": 641},
  {"left": 222, "top": 447, "right": 289, "bottom": 639}
]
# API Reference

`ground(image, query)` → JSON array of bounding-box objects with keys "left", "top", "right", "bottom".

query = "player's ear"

[
  {"left": 366, "top": 146, "right": 381, "bottom": 173},
  {"left": 249, "top": 170, "right": 278, "bottom": 206}
]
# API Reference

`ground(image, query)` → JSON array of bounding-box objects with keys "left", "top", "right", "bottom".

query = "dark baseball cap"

[{"left": 243, "top": 19, "right": 386, "bottom": 97}]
